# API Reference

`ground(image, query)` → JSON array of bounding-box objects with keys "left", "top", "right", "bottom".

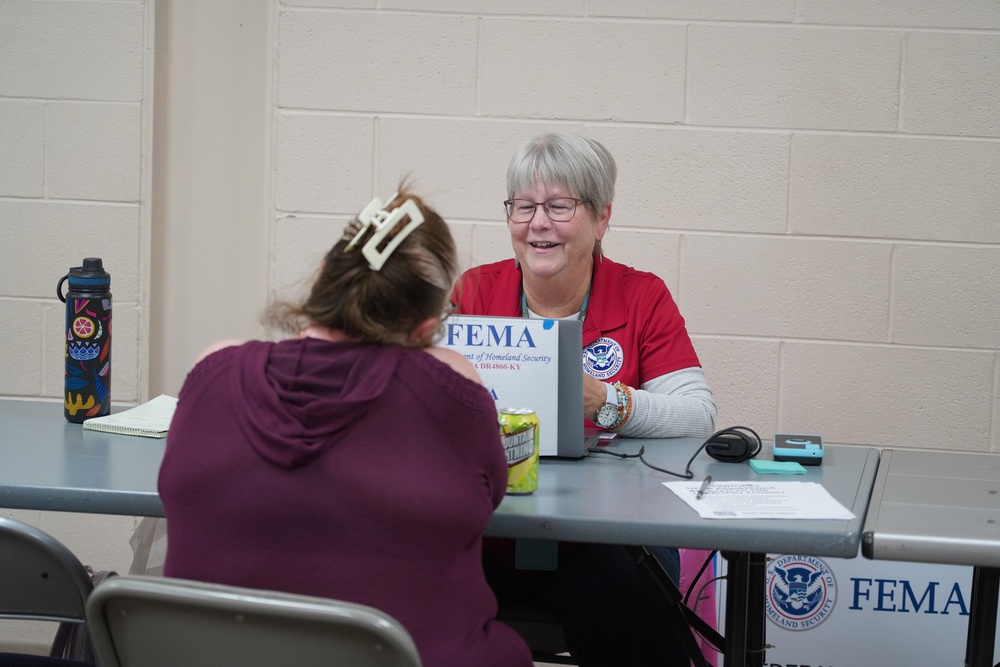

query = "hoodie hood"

[{"left": 233, "top": 338, "right": 401, "bottom": 469}]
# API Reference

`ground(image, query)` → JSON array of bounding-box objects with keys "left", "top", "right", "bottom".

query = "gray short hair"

[{"left": 506, "top": 132, "right": 617, "bottom": 214}]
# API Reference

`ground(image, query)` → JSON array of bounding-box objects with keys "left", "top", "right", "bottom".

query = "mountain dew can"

[{"left": 499, "top": 408, "right": 539, "bottom": 495}]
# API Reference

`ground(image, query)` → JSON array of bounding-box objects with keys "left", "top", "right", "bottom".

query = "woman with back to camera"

[
  {"left": 454, "top": 132, "right": 717, "bottom": 665},
  {"left": 159, "top": 189, "right": 532, "bottom": 667}
]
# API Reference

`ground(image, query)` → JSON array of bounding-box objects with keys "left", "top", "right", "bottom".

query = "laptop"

[
  {"left": 545, "top": 317, "right": 601, "bottom": 459},
  {"left": 441, "top": 315, "right": 598, "bottom": 459}
]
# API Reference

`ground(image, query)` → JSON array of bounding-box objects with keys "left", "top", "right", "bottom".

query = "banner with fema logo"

[
  {"left": 766, "top": 555, "right": 836, "bottom": 631},
  {"left": 747, "top": 551, "right": 1000, "bottom": 665}
]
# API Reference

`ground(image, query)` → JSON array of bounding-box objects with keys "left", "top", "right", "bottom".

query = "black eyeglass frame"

[{"left": 502, "top": 197, "right": 591, "bottom": 223}]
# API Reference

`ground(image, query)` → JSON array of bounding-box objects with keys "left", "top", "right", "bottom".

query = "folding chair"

[
  {"left": 85, "top": 575, "right": 423, "bottom": 667},
  {"left": 0, "top": 516, "right": 95, "bottom": 666}
]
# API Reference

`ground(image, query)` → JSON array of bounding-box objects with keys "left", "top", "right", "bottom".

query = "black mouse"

[{"left": 704, "top": 427, "right": 761, "bottom": 463}]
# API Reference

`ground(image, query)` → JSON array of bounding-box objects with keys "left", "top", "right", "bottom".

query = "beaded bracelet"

[{"left": 611, "top": 381, "right": 633, "bottom": 431}]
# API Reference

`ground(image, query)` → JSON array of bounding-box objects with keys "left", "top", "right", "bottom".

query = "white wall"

[
  {"left": 4, "top": 1, "right": 998, "bottom": 453},
  {"left": 1, "top": 0, "right": 148, "bottom": 404},
  {"left": 147, "top": 0, "right": 270, "bottom": 397},
  {"left": 1, "top": 0, "right": 152, "bottom": 650},
  {"left": 270, "top": 1, "right": 1000, "bottom": 452}
]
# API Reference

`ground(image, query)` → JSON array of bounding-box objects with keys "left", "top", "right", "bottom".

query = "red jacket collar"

[{"left": 476, "top": 256, "right": 628, "bottom": 346}]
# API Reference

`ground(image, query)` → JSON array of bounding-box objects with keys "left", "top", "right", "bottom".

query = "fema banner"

[
  {"left": 441, "top": 315, "right": 562, "bottom": 456},
  {"left": 743, "top": 551, "right": 1000, "bottom": 666}
]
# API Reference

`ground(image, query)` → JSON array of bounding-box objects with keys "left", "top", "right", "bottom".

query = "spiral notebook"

[{"left": 82, "top": 394, "right": 178, "bottom": 438}]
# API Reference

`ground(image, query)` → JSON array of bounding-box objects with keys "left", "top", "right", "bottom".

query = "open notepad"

[{"left": 82, "top": 394, "right": 178, "bottom": 439}]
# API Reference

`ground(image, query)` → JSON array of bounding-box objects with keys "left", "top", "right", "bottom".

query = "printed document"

[{"left": 664, "top": 481, "right": 855, "bottom": 520}]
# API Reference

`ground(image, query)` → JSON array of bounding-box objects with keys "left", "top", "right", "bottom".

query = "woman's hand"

[{"left": 582, "top": 372, "right": 607, "bottom": 423}]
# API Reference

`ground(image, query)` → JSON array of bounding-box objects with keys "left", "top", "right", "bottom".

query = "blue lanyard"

[{"left": 520, "top": 288, "right": 590, "bottom": 322}]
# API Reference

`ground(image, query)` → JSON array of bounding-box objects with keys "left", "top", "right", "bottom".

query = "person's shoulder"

[
  {"left": 423, "top": 346, "right": 483, "bottom": 384},
  {"left": 603, "top": 257, "right": 668, "bottom": 291},
  {"left": 179, "top": 339, "right": 259, "bottom": 401},
  {"left": 459, "top": 259, "right": 514, "bottom": 282},
  {"left": 193, "top": 339, "right": 246, "bottom": 366},
  {"left": 454, "top": 259, "right": 519, "bottom": 312}
]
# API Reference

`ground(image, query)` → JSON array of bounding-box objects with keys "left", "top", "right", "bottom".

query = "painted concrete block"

[
  {"left": 3, "top": 200, "right": 140, "bottom": 301},
  {"left": 0, "top": 1, "right": 143, "bottom": 101},
  {"left": 779, "top": 342, "right": 993, "bottom": 450},
  {"left": 790, "top": 134, "right": 1000, "bottom": 243},
  {"left": 275, "top": 113, "right": 374, "bottom": 214},
  {"left": 892, "top": 245, "right": 1000, "bottom": 349},
  {"left": 481, "top": 19, "right": 686, "bottom": 123},
  {"left": 694, "top": 336, "right": 780, "bottom": 436},
  {"left": 46, "top": 102, "right": 141, "bottom": 202},
  {"left": 681, "top": 235, "right": 891, "bottom": 341},
  {"left": 903, "top": 32, "right": 1000, "bottom": 138},
  {"left": 590, "top": 126, "right": 789, "bottom": 233},
  {"left": 689, "top": 25, "right": 899, "bottom": 131},
  {"left": 0, "top": 100, "right": 44, "bottom": 197},
  {"left": 278, "top": 11, "right": 477, "bottom": 114},
  {"left": 799, "top": 0, "right": 1000, "bottom": 29}
]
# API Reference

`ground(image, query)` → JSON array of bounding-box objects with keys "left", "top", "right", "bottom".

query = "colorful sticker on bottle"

[{"left": 65, "top": 297, "right": 111, "bottom": 418}]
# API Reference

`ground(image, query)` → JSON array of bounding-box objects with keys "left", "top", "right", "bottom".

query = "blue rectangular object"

[{"left": 773, "top": 434, "right": 824, "bottom": 466}]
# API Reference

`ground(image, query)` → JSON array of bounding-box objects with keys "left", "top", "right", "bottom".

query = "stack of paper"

[{"left": 664, "top": 481, "right": 855, "bottom": 520}]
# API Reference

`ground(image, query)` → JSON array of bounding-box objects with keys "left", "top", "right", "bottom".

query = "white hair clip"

[{"left": 344, "top": 195, "right": 425, "bottom": 271}]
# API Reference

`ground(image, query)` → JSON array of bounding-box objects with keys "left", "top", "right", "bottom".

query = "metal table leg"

[
  {"left": 723, "top": 551, "right": 767, "bottom": 667},
  {"left": 965, "top": 566, "right": 1000, "bottom": 667}
]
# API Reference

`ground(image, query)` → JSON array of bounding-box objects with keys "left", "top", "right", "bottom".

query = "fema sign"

[
  {"left": 766, "top": 555, "right": 836, "bottom": 630},
  {"left": 752, "top": 553, "right": 1000, "bottom": 665}
]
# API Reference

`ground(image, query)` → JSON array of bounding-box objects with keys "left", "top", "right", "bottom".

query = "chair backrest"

[
  {"left": 0, "top": 516, "right": 93, "bottom": 624},
  {"left": 85, "top": 575, "right": 423, "bottom": 667}
]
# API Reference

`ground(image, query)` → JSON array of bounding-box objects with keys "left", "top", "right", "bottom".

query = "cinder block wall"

[
  {"left": 0, "top": 0, "right": 149, "bottom": 650},
  {"left": 272, "top": 1, "right": 1000, "bottom": 451},
  {"left": 3, "top": 1, "right": 996, "bottom": 450},
  {"left": 1, "top": 0, "right": 148, "bottom": 405}
]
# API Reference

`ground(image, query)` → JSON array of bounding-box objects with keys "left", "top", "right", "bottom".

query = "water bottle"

[{"left": 57, "top": 258, "right": 112, "bottom": 423}]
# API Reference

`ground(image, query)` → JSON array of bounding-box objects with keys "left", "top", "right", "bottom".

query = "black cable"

[
  {"left": 586, "top": 447, "right": 640, "bottom": 461},
  {"left": 589, "top": 441, "right": 707, "bottom": 478},
  {"left": 683, "top": 550, "right": 718, "bottom": 606},
  {"left": 588, "top": 425, "right": 761, "bottom": 477}
]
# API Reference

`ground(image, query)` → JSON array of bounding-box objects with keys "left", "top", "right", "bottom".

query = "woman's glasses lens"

[{"left": 504, "top": 198, "right": 582, "bottom": 223}]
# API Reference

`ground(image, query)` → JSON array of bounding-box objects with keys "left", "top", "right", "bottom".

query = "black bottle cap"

[
  {"left": 68, "top": 257, "right": 111, "bottom": 287},
  {"left": 81, "top": 257, "right": 105, "bottom": 273}
]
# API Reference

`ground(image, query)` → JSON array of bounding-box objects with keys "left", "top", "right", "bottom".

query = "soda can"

[{"left": 499, "top": 407, "right": 539, "bottom": 495}]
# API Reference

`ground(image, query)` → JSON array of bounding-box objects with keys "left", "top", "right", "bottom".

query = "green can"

[{"left": 499, "top": 408, "right": 539, "bottom": 495}]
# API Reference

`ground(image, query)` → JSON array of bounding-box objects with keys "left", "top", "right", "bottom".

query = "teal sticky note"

[{"left": 750, "top": 459, "right": 807, "bottom": 475}]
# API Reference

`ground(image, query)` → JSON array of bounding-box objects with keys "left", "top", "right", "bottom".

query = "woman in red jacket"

[{"left": 455, "top": 132, "right": 717, "bottom": 666}]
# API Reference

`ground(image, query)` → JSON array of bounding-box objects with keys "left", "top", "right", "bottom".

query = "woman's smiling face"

[{"left": 509, "top": 181, "right": 610, "bottom": 282}]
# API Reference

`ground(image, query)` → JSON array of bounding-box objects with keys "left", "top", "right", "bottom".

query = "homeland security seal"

[
  {"left": 766, "top": 555, "right": 837, "bottom": 630},
  {"left": 583, "top": 337, "right": 624, "bottom": 380}
]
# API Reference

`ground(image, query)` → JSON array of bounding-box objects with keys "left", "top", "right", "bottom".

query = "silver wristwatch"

[{"left": 595, "top": 382, "right": 619, "bottom": 428}]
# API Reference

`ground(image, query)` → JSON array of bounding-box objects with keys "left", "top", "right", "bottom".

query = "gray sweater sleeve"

[{"left": 613, "top": 366, "right": 717, "bottom": 439}]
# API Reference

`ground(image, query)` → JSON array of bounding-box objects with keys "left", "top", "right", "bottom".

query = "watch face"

[{"left": 597, "top": 403, "right": 617, "bottom": 427}]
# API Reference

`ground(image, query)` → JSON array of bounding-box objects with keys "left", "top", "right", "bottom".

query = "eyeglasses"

[{"left": 503, "top": 197, "right": 589, "bottom": 223}]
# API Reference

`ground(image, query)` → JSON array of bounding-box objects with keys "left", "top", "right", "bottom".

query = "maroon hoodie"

[{"left": 159, "top": 338, "right": 531, "bottom": 667}]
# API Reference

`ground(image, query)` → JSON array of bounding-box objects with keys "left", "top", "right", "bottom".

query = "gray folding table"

[
  {"left": 1, "top": 398, "right": 880, "bottom": 667},
  {"left": 862, "top": 448, "right": 1000, "bottom": 667}
]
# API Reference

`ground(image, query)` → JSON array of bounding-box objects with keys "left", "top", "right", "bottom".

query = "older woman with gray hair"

[{"left": 454, "top": 132, "right": 716, "bottom": 666}]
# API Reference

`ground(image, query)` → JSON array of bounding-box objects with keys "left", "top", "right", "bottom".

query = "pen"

[{"left": 696, "top": 475, "right": 712, "bottom": 500}]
